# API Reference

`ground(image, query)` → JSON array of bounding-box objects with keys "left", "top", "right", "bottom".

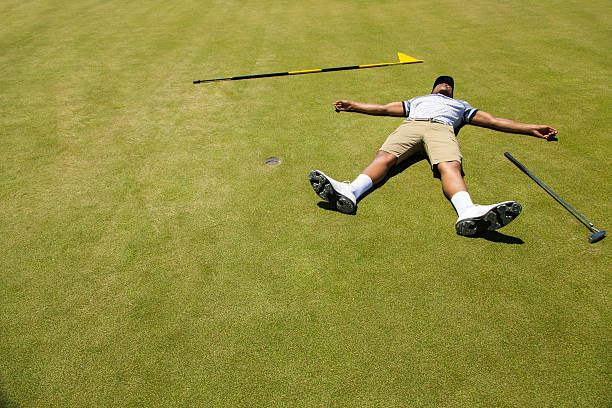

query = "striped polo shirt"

[{"left": 402, "top": 94, "right": 479, "bottom": 135}]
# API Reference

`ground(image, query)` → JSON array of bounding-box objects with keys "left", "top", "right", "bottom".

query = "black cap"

[{"left": 432, "top": 75, "right": 454, "bottom": 93}]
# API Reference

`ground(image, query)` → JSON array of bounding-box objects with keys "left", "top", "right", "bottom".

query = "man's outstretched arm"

[
  {"left": 333, "top": 100, "right": 405, "bottom": 117},
  {"left": 471, "top": 110, "right": 558, "bottom": 140}
]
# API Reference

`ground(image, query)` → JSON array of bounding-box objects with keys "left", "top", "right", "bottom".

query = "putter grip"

[{"left": 504, "top": 152, "right": 529, "bottom": 174}]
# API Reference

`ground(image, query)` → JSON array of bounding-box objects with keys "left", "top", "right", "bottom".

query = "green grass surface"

[{"left": 1, "top": 0, "right": 610, "bottom": 406}]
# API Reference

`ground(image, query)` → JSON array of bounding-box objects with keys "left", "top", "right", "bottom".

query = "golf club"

[{"left": 505, "top": 152, "right": 605, "bottom": 243}]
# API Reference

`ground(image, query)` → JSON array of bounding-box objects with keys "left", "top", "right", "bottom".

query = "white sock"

[
  {"left": 350, "top": 174, "right": 373, "bottom": 200},
  {"left": 450, "top": 191, "right": 474, "bottom": 217}
]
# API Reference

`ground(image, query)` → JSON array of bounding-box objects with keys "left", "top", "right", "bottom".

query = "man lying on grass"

[{"left": 309, "top": 76, "right": 558, "bottom": 236}]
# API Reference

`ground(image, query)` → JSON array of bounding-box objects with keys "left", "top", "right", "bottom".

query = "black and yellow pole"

[{"left": 193, "top": 53, "right": 423, "bottom": 84}]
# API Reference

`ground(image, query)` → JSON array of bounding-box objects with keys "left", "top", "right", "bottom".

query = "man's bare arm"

[
  {"left": 471, "top": 110, "right": 558, "bottom": 140},
  {"left": 333, "top": 100, "right": 405, "bottom": 117}
]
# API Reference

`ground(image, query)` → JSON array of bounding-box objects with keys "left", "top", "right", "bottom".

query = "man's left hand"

[{"left": 532, "top": 125, "right": 558, "bottom": 140}]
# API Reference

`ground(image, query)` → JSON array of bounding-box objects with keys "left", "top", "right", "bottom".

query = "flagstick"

[{"left": 193, "top": 53, "right": 423, "bottom": 84}]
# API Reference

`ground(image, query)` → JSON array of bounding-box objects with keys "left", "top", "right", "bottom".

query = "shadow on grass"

[
  {"left": 0, "top": 387, "right": 18, "bottom": 408},
  {"left": 465, "top": 230, "right": 524, "bottom": 244},
  {"left": 316, "top": 200, "right": 355, "bottom": 215}
]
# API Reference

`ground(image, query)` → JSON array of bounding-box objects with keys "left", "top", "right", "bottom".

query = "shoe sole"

[
  {"left": 456, "top": 201, "right": 522, "bottom": 236},
  {"left": 308, "top": 170, "right": 356, "bottom": 214}
]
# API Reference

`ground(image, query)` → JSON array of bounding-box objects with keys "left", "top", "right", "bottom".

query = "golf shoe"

[
  {"left": 455, "top": 201, "right": 522, "bottom": 236},
  {"left": 309, "top": 170, "right": 357, "bottom": 214}
]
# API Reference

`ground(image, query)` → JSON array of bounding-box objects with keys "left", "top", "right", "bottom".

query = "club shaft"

[{"left": 504, "top": 152, "right": 597, "bottom": 231}]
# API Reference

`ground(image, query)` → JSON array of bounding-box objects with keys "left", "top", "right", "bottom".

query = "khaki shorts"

[{"left": 380, "top": 120, "right": 463, "bottom": 177}]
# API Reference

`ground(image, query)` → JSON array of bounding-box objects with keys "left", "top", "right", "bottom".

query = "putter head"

[{"left": 588, "top": 230, "right": 606, "bottom": 243}]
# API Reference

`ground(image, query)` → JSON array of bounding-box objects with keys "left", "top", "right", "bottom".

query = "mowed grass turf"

[{"left": 1, "top": 0, "right": 610, "bottom": 406}]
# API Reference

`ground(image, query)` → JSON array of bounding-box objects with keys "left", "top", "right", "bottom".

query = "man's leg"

[
  {"left": 361, "top": 150, "right": 398, "bottom": 186},
  {"left": 347, "top": 150, "right": 398, "bottom": 202},
  {"left": 437, "top": 160, "right": 522, "bottom": 236},
  {"left": 437, "top": 161, "right": 475, "bottom": 221},
  {"left": 308, "top": 150, "right": 397, "bottom": 214},
  {"left": 437, "top": 161, "right": 467, "bottom": 198},
  {"left": 310, "top": 120, "right": 421, "bottom": 214}
]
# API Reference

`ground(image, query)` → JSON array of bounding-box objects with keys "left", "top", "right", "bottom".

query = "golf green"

[{"left": 1, "top": 0, "right": 610, "bottom": 406}]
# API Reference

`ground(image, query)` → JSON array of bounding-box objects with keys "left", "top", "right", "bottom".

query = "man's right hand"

[{"left": 333, "top": 100, "right": 405, "bottom": 116}]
